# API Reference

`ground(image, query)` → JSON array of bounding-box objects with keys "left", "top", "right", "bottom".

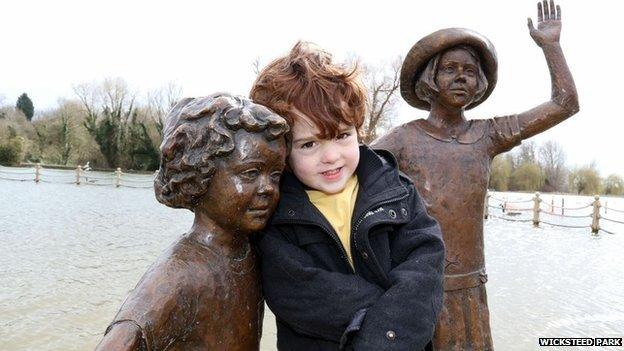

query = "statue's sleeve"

[{"left": 487, "top": 115, "right": 522, "bottom": 156}]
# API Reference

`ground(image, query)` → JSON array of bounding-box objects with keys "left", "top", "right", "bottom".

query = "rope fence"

[
  {"left": 540, "top": 211, "right": 590, "bottom": 219},
  {"left": 3, "top": 164, "right": 623, "bottom": 235},
  {"left": 601, "top": 216, "right": 624, "bottom": 225},
  {"left": 599, "top": 228, "right": 616, "bottom": 235},
  {"left": 0, "top": 164, "right": 155, "bottom": 189},
  {"left": 604, "top": 206, "right": 624, "bottom": 214},
  {"left": 539, "top": 220, "right": 592, "bottom": 229},
  {"left": 485, "top": 192, "right": 624, "bottom": 235}
]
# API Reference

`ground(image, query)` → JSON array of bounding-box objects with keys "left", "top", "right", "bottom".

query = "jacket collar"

[{"left": 271, "top": 145, "right": 408, "bottom": 224}]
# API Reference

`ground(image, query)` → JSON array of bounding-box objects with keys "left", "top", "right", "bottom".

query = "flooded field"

[{"left": 1, "top": 180, "right": 623, "bottom": 350}]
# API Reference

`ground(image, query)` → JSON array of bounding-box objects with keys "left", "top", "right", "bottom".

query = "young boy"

[{"left": 251, "top": 42, "right": 445, "bottom": 351}]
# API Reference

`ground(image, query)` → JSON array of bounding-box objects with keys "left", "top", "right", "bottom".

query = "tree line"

[
  {"left": 0, "top": 79, "right": 181, "bottom": 171},
  {"left": 1, "top": 57, "right": 402, "bottom": 172},
  {"left": 490, "top": 140, "right": 623, "bottom": 196}
]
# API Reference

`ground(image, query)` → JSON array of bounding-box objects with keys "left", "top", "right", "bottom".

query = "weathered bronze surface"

[
  {"left": 372, "top": 2, "right": 578, "bottom": 350},
  {"left": 94, "top": 94, "right": 288, "bottom": 351}
]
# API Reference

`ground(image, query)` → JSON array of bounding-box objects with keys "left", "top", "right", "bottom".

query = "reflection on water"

[{"left": 1, "top": 182, "right": 623, "bottom": 350}]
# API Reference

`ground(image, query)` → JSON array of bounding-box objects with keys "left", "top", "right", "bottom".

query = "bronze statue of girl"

[
  {"left": 95, "top": 94, "right": 288, "bottom": 350},
  {"left": 373, "top": 1, "right": 578, "bottom": 350}
]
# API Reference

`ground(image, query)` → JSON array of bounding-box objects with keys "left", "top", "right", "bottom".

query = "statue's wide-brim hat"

[{"left": 400, "top": 28, "right": 498, "bottom": 110}]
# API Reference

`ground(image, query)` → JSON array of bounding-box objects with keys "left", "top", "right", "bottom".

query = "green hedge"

[{"left": 0, "top": 138, "right": 23, "bottom": 166}]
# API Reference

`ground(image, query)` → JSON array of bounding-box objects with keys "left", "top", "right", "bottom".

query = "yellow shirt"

[{"left": 306, "top": 175, "right": 359, "bottom": 267}]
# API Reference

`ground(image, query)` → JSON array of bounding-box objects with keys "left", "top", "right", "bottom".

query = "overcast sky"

[{"left": 2, "top": 0, "right": 622, "bottom": 176}]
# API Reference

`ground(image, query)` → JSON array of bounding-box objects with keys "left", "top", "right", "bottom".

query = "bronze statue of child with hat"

[
  {"left": 372, "top": 1, "right": 578, "bottom": 350},
  {"left": 94, "top": 93, "right": 289, "bottom": 351}
]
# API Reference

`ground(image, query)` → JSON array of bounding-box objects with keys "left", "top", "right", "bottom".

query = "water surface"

[{"left": 1, "top": 182, "right": 622, "bottom": 350}]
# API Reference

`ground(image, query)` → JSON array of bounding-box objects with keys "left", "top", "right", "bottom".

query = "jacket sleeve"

[
  {"left": 257, "top": 227, "right": 385, "bottom": 343},
  {"left": 351, "top": 184, "right": 445, "bottom": 351}
]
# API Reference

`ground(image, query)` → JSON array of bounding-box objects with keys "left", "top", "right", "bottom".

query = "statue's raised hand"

[{"left": 528, "top": 0, "right": 562, "bottom": 47}]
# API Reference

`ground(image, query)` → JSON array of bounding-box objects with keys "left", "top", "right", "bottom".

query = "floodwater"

[{"left": 1, "top": 179, "right": 623, "bottom": 351}]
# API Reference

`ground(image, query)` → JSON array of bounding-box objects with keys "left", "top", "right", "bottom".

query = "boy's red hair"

[{"left": 250, "top": 41, "right": 367, "bottom": 139}]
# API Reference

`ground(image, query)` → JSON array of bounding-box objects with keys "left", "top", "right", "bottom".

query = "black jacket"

[{"left": 257, "top": 145, "right": 445, "bottom": 351}]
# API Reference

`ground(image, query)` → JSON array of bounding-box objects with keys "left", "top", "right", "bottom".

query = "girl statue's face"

[{"left": 434, "top": 48, "right": 480, "bottom": 109}]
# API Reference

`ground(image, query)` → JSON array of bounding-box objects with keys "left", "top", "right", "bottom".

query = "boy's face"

[{"left": 288, "top": 113, "right": 360, "bottom": 194}]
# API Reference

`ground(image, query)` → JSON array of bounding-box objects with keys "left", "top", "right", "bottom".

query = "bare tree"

[
  {"left": 101, "top": 78, "right": 136, "bottom": 119},
  {"left": 361, "top": 56, "right": 402, "bottom": 144},
  {"left": 538, "top": 140, "right": 567, "bottom": 191},
  {"left": 146, "top": 82, "right": 183, "bottom": 135},
  {"left": 73, "top": 81, "right": 100, "bottom": 123},
  {"left": 515, "top": 140, "right": 537, "bottom": 165},
  {"left": 56, "top": 102, "right": 74, "bottom": 165},
  {"left": 73, "top": 78, "right": 138, "bottom": 168}
]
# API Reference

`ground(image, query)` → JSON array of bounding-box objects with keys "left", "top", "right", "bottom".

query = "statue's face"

[
  {"left": 434, "top": 48, "right": 480, "bottom": 109},
  {"left": 199, "top": 130, "right": 286, "bottom": 234}
]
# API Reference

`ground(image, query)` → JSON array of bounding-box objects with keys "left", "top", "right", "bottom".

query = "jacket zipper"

[
  {"left": 352, "top": 191, "right": 409, "bottom": 239},
  {"left": 351, "top": 192, "right": 409, "bottom": 281}
]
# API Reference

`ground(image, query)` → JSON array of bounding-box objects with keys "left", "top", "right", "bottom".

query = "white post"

[
  {"left": 35, "top": 163, "right": 41, "bottom": 183},
  {"left": 76, "top": 165, "right": 82, "bottom": 185},
  {"left": 591, "top": 195, "right": 601, "bottom": 235},
  {"left": 115, "top": 168, "right": 122, "bottom": 188},
  {"left": 533, "top": 192, "right": 541, "bottom": 227}
]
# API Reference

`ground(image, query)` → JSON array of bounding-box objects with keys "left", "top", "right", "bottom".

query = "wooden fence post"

[
  {"left": 76, "top": 165, "right": 82, "bottom": 185},
  {"left": 561, "top": 198, "right": 565, "bottom": 215},
  {"left": 115, "top": 168, "right": 122, "bottom": 188},
  {"left": 533, "top": 192, "right": 541, "bottom": 227},
  {"left": 551, "top": 197, "right": 554, "bottom": 214},
  {"left": 591, "top": 195, "right": 601, "bottom": 235},
  {"left": 35, "top": 163, "right": 41, "bottom": 183},
  {"left": 484, "top": 192, "right": 490, "bottom": 219}
]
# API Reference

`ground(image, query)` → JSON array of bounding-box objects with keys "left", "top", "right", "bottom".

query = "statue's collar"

[{"left": 412, "top": 118, "right": 487, "bottom": 144}]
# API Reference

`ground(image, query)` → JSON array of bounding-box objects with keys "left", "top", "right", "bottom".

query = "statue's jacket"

[{"left": 257, "top": 145, "right": 445, "bottom": 351}]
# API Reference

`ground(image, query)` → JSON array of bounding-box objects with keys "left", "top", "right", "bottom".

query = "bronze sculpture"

[
  {"left": 372, "top": 1, "right": 578, "bottom": 350},
  {"left": 94, "top": 94, "right": 288, "bottom": 351}
]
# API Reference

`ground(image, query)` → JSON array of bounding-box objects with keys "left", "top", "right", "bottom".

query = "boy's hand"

[{"left": 527, "top": 0, "right": 562, "bottom": 47}]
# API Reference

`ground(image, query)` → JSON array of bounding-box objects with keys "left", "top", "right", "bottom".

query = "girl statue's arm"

[{"left": 517, "top": 0, "right": 579, "bottom": 140}]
